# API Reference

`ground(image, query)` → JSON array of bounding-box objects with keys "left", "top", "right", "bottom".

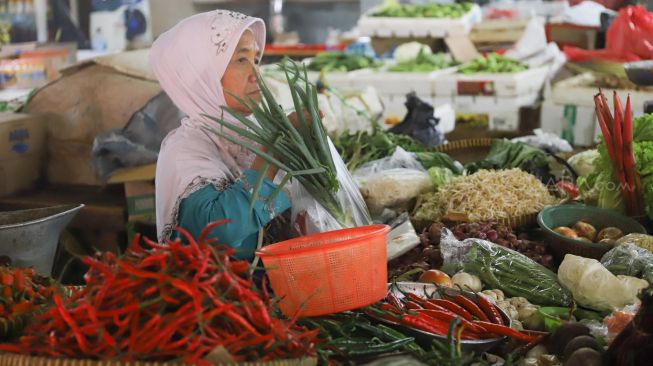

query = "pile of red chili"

[
  {"left": 0, "top": 266, "right": 57, "bottom": 338},
  {"left": 367, "top": 291, "right": 543, "bottom": 343},
  {"left": 0, "top": 221, "right": 319, "bottom": 364}
]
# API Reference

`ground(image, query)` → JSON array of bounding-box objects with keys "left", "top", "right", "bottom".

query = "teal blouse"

[{"left": 176, "top": 169, "right": 291, "bottom": 261}]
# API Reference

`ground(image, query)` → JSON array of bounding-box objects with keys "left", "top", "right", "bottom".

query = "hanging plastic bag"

[
  {"left": 564, "top": 5, "right": 653, "bottom": 62},
  {"left": 289, "top": 138, "right": 372, "bottom": 236}
]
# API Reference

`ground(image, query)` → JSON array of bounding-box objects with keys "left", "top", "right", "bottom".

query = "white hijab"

[{"left": 149, "top": 10, "right": 266, "bottom": 241}]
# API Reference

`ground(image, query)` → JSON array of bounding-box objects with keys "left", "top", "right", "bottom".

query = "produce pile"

[
  {"left": 307, "top": 51, "right": 382, "bottom": 72},
  {"left": 413, "top": 169, "right": 558, "bottom": 224},
  {"left": 458, "top": 54, "right": 529, "bottom": 74},
  {"left": 371, "top": 0, "right": 473, "bottom": 18},
  {"left": 0, "top": 222, "right": 319, "bottom": 364},
  {"left": 389, "top": 50, "right": 458, "bottom": 73}
]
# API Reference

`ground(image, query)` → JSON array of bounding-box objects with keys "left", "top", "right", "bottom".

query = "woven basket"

[
  {"left": 0, "top": 354, "right": 317, "bottom": 366},
  {"left": 435, "top": 138, "right": 494, "bottom": 165}
]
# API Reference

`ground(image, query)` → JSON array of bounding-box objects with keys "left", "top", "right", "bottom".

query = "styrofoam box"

[
  {"left": 433, "top": 66, "right": 549, "bottom": 98},
  {"left": 350, "top": 66, "right": 457, "bottom": 96},
  {"left": 358, "top": 4, "right": 482, "bottom": 38},
  {"left": 539, "top": 73, "right": 653, "bottom": 146},
  {"left": 305, "top": 70, "right": 355, "bottom": 91},
  {"left": 540, "top": 101, "right": 600, "bottom": 147},
  {"left": 434, "top": 92, "right": 539, "bottom": 132}
]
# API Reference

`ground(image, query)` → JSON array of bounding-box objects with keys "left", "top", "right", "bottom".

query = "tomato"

[
  {"left": 556, "top": 180, "right": 579, "bottom": 199},
  {"left": 418, "top": 269, "right": 453, "bottom": 288}
]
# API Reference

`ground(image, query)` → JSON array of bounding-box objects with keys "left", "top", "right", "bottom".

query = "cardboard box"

[
  {"left": 25, "top": 49, "right": 160, "bottom": 185},
  {"left": 108, "top": 164, "right": 156, "bottom": 224},
  {"left": 0, "top": 112, "right": 46, "bottom": 196}
]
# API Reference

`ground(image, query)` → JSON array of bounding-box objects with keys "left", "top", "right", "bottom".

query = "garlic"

[{"left": 452, "top": 272, "right": 482, "bottom": 293}]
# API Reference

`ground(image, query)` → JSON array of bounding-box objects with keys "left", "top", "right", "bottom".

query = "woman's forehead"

[{"left": 236, "top": 30, "right": 258, "bottom": 51}]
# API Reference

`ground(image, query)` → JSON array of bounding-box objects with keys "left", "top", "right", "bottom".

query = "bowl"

[
  {"left": 366, "top": 282, "right": 510, "bottom": 354},
  {"left": 624, "top": 60, "right": 653, "bottom": 86},
  {"left": 537, "top": 204, "right": 647, "bottom": 260}
]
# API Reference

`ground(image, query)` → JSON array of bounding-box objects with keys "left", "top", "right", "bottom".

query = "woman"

[{"left": 150, "top": 10, "right": 295, "bottom": 261}]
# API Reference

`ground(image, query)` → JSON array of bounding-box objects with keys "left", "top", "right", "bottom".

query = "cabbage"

[
  {"left": 567, "top": 149, "right": 599, "bottom": 177},
  {"left": 428, "top": 167, "right": 454, "bottom": 190},
  {"left": 394, "top": 42, "right": 432, "bottom": 64}
]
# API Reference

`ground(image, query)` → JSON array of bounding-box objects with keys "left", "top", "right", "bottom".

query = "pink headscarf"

[{"left": 149, "top": 10, "right": 266, "bottom": 241}]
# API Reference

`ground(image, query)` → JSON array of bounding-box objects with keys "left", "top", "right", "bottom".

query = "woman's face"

[{"left": 222, "top": 30, "right": 262, "bottom": 114}]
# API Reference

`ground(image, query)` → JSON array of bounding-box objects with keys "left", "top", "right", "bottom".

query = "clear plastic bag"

[
  {"left": 511, "top": 128, "right": 573, "bottom": 153},
  {"left": 353, "top": 147, "right": 431, "bottom": 217},
  {"left": 602, "top": 302, "right": 640, "bottom": 344},
  {"left": 440, "top": 229, "right": 572, "bottom": 306},
  {"left": 289, "top": 138, "right": 372, "bottom": 236},
  {"left": 601, "top": 243, "right": 653, "bottom": 283}
]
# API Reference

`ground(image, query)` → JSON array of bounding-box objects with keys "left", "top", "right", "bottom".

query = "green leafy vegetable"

[
  {"left": 333, "top": 125, "right": 427, "bottom": 171},
  {"left": 465, "top": 139, "right": 551, "bottom": 182},
  {"left": 372, "top": 0, "right": 473, "bottom": 18},
  {"left": 307, "top": 51, "right": 382, "bottom": 72},
  {"left": 389, "top": 50, "right": 458, "bottom": 73},
  {"left": 415, "top": 152, "right": 462, "bottom": 174},
  {"left": 428, "top": 167, "right": 455, "bottom": 190},
  {"left": 458, "top": 54, "right": 528, "bottom": 74}
]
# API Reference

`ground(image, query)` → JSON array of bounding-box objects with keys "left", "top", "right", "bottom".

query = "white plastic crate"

[
  {"left": 433, "top": 66, "right": 549, "bottom": 98},
  {"left": 358, "top": 4, "right": 482, "bottom": 38},
  {"left": 350, "top": 66, "right": 457, "bottom": 96},
  {"left": 304, "top": 70, "right": 355, "bottom": 91},
  {"left": 540, "top": 101, "right": 600, "bottom": 147},
  {"left": 434, "top": 92, "right": 539, "bottom": 132}
]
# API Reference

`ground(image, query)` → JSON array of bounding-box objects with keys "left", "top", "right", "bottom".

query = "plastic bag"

[
  {"left": 389, "top": 92, "right": 445, "bottom": 149},
  {"left": 440, "top": 229, "right": 572, "bottom": 306},
  {"left": 603, "top": 302, "right": 640, "bottom": 343},
  {"left": 558, "top": 254, "right": 649, "bottom": 311},
  {"left": 511, "top": 128, "right": 573, "bottom": 153},
  {"left": 353, "top": 147, "right": 426, "bottom": 182},
  {"left": 564, "top": 5, "right": 653, "bottom": 62},
  {"left": 601, "top": 243, "right": 653, "bottom": 283},
  {"left": 91, "top": 92, "right": 184, "bottom": 179},
  {"left": 387, "top": 218, "right": 421, "bottom": 262},
  {"left": 289, "top": 138, "right": 372, "bottom": 236}
]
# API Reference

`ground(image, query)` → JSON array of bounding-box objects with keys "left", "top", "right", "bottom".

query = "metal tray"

[{"left": 367, "top": 282, "right": 510, "bottom": 354}]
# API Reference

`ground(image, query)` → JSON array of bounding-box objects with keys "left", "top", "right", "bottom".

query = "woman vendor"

[{"left": 150, "top": 10, "right": 305, "bottom": 261}]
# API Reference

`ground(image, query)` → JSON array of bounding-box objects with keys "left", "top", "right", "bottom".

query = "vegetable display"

[
  {"left": 307, "top": 51, "right": 382, "bottom": 72},
  {"left": 371, "top": 0, "right": 473, "bottom": 18},
  {"left": 465, "top": 139, "right": 553, "bottom": 184},
  {"left": 206, "top": 59, "right": 349, "bottom": 226},
  {"left": 414, "top": 169, "right": 557, "bottom": 224},
  {"left": 333, "top": 126, "right": 427, "bottom": 171},
  {"left": 458, "top": 54, "right": 528, "bottom": 74},
  {"left": 366, "top": 291, "right": 541, "bottom": 342},
  {"left": 0, "top": 222, "right": 319, "bottom": 364},
  {"left": 389, "top": 50, "right": 458, "bottom": 73},
  {"left": 441, "top": 231, "right": 573, "bottom": 307},
  {"left": 0, "top": 266, "right": 58, "bottom": 339}
]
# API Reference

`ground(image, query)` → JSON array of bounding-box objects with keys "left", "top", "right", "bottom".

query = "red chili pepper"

[
  {"left": 473, "top": 321, "right": 539, "bottom": 342},
  {"left": 556, "top": 180, "right": 579, "bottom": 199},
  {"left": 386, "top": 292, "right": 405, "bottom": 311},
  {"left": 447, "top": 294, "right": 490, "bottom": 322},
  {"left": 415, "top": 309, "right": 485, "bottom": 333},
  {"left": 476, "top": 294, "right": 505, "bottom": 325},
  {"left": 427, "top": 299, "right": 474, "bottom": 321},
  {"left": 405, "top": 301, "right": 423, "bottom": 310},
  {"left": 400, "top": 313, "right": 449, "bottom": 335}
]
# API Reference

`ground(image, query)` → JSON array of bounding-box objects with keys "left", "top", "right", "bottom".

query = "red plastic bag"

[{"left": 564, "top": 5, "right": 653, "bottom": 62}]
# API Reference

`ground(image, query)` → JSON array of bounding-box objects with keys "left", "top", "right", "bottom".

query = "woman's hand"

[{"left": 287, "top": 109, "right": 324, "bottom": 129}]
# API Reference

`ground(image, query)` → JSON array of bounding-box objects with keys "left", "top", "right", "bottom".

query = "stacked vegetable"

[
  {"left": 366, "top": 290, "right": 543, "bottom": 343},
  {"left": 0, "top": 222, "right": 319, "bottom": 364},
  {"left": 372, "top": 0, "right": 473, "bottom": 18},
  {"left": 307, "top": 51, "right": 382, "bottom": 72},
  {"left": 389, "top": 49, "right": 458, "bottom": 73},
  {"left": 579, "top": 108, "right": 653, "bottom": 220},
  {"left": 458, "top": 54, "right": 528, "bottom": 74},
  {"left": 0, "top": 266, "right": 58, "bottom": 339}
]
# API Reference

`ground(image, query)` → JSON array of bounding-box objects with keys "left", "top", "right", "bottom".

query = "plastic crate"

[{"left": 433, "top": 66, "right": 549, "bottom": 97}]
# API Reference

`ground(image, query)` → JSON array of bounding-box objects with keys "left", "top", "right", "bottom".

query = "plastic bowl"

[
  {"left": 537, "top": 204, "right": 647, "bottom": 260},
  {"left": 257, "top": 225, "right": 390, "bottom": 317}
]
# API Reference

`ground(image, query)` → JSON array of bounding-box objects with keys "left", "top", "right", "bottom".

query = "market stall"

[{"left": 0, "top": 0, "right": 652, "bottom": 365}]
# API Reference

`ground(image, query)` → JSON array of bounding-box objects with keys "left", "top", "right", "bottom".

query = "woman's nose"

[{"left": 248, "top": 73, "right": 258, "bottom": 83}]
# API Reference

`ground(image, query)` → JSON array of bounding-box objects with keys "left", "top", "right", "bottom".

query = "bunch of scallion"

[{"left": 203, "top": 59, "right": 349, "bottom": 227}]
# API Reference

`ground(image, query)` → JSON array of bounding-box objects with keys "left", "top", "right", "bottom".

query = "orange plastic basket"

[{"left": 256, "top": 225, "right": 390, "bottom": 317}]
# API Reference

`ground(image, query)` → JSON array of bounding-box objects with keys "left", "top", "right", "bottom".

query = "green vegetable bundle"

[
  {"left": 205, "top": 59, "right": 349, "bottom": 226},
  {"left": 465, "top": 139, "right": 552, "bottom": 183},
  {"left": 458, "top": 54, "right": 528, "bottom": 74},
  {"left": 578, "top": 113, "right": 653, "bottom": 219},
  {"left": 443, "top": 233, "right": 572, "bottom": 306},
  {"left": 388, "top": 50, "right": 459, "bottom": 73},
  {"left": 372, "top": 0, "right": 473, "bottom": 18},
  {"left": 307, "top": 51, "right": 382, "bottom": 73}
]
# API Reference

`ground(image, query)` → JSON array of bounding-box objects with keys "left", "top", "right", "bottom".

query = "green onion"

[{"left": 203, "top": 58, "right": 350, "bottom": 227}]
